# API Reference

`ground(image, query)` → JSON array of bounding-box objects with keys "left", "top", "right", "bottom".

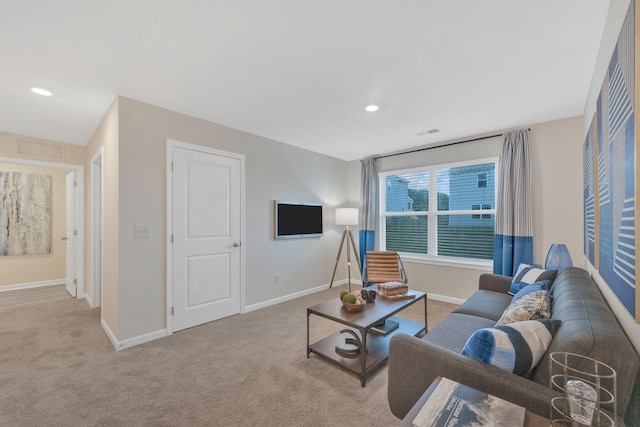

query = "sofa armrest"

[
  {"left": 478, "top": 273, "right": 512, "bottom": 294},
  {"left": 388, "top": 333, "right": 555, "bottom": 420}
]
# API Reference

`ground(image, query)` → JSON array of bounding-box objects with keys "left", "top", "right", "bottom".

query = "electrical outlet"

[{"left": 274, "top": 273, "right": 280, "bottom": 284}]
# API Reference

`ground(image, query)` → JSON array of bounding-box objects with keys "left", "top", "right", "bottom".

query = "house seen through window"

[{"left": 380, "top": 158, "right": 497, "bottom": 262}]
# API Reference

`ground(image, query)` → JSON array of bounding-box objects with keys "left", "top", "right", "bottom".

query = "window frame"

[{"left": 378, "top": 157, "right": 498, "bottom": 270}]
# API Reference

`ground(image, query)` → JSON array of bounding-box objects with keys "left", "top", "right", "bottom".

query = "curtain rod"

[{"left": 372, "top": 128, "right": 531, "bottom": 161}]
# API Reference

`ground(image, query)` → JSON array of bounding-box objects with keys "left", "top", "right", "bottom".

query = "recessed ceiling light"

[
  {"left": 365, "top": 105, "right": 379, "bottom": 112},
  {"left": 31, "top": 87, "right": 53, "bottom": 96}
]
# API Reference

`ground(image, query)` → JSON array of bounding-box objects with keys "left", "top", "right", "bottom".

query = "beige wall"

[
  {"left": 106, "top": 97, "right": 349, "bottom": 342},
  {"left": 0, "top": 162, "right": 71, "bottom": 286},
  {"left": 84, "top": 99, "right": 119, "bottom": 336},
  {"left": 530, "top": 117, "right": 584, "bottom": 265}
]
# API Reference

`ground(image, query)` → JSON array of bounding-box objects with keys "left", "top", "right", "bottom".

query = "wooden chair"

[{"left": 362, "top": 251, "right": 407, "bottom": 285}]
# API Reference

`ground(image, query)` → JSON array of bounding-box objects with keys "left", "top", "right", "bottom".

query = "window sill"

[{"left": 400, "top": 254, "right": 494, "bottom": 271}]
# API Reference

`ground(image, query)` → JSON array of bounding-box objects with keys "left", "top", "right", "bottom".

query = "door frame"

[
  {"left": 0, "top": 156, "right": 84, "bottom": 299},
  {"left": 90, "top": 148, "right": 104, "bottom": 308},
  {"left": 165, "top": 139, "right": 246, "bottom": 335}
]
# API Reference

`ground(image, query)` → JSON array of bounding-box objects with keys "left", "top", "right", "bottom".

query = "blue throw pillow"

[
  {"left": 461, "top": 319, "right": 561, "bottom": 376},
  {"left": 508, "top": 263, "right": 558, "bottom": 295},
  {"left": 511, "top": 280, "right": 552, "bottom": 302}
]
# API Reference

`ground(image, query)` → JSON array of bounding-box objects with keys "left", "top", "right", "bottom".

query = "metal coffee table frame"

[{"left": 307, "top": 291, "right": 427, "bottom": 387}]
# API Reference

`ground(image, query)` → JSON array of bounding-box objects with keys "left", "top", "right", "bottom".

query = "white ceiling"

[{"left": 1, "top": 1, "right": 610, "bottom": 161}]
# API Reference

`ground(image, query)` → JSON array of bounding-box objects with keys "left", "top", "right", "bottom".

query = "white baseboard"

[
  {"left": 244, "top": 279, "right": 355, "bottom": 313},
  {"left": 101, "top": 318, "right": 167, "bottom": 351},
  {"left": 243, "top": 280, "right": 463, "bottom": 313},
  {"left": 84, "top": 294, "right": 95, "bottom": 308},
  {"left": 101, "top": 319, "right": 119, "bottom": 350},
  {"left": 427, "top": 292, "right": 464, "bottom": 306},
  {"left": 0, "top": 279, "right": 65, "bottom": 292}
]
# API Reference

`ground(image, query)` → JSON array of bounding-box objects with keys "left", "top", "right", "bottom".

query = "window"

[
  {"left": 472, "top": 204, "right": 481, "bottom": 219},
  {"left": 380, "top": 158, "right": 497, "bottom": 262},
  {"left": 477, "top": 172, "right": 488, "bottom": 188}
]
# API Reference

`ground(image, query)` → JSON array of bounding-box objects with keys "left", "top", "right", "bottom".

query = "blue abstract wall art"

[{"left": 586, "top": 0, "right": 637, "bottom": 320}]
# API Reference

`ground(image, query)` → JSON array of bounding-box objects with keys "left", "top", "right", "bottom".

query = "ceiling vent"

[
  {"left": 17, "top": 139, "right": 65, "bottom": 160},
  {"left": 415, "top": 128, "right": 441, "bottom": 137}
]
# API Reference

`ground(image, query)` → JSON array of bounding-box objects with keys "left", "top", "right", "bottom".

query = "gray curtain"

[
  {"left": 359, "top": 158, "right": 377, "bottom": 271},
  {"left": 493, "top": 129, "right": 534, "bottom": 275}
]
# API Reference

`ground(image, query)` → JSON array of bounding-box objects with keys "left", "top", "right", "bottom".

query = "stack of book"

[{"left": 378, "top": 282, "right": 415, "bottom": 300}]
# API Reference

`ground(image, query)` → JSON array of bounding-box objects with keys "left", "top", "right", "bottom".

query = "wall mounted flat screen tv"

[{"left": 274, "top": 201, "right": 323, "bottom": 239}]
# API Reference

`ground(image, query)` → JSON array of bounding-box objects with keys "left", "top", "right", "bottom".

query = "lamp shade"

[
  {"left": 545, "top": 244, "right": 573, "bottom": 272},
  {"left": 335, "top": 208, "right": 358, "bottom": 226}
]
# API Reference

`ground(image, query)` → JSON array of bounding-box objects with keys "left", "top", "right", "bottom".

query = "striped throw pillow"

[
  {"left": 461, "top": 319, "right": 561, "bottom": 376},
  {"left": 508, "top": 263, "right": 557, "bottom": 295}
]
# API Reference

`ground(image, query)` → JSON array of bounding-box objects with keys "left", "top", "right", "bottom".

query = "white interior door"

[
  {"left": 65, "top": 171, "right": 77, "bottom": 297},
  {"left": 171, "top": 145, "right": 242, "bottom": 332}
]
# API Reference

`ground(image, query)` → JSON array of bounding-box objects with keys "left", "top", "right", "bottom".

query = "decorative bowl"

[{"left": 342, "top": 300, "right": 366, "bottom": 312}]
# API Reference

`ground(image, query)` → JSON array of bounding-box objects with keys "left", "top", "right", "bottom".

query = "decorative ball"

[
  {"left": 340, "top": 290, "right": 349, "bottom": 300},
  {"left": 343, "top": 293, "right": 357, "bottom": 304}
]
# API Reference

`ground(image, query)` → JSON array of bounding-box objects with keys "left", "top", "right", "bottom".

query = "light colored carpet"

[
  {"left": 0, "top": 284, "right": 68, "bottom": 310},
  {"left": 0, "top": 285, "right": 457, "bottom": 426}
]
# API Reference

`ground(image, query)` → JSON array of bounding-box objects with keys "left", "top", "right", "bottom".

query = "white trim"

[
  {"left": 101, "top": 318, "right": 167, "bottom": 351},
  {"left": 403, "top": 255, "right": 493, "bottom": 271},
  {"left": 166, "top": 142, "right": 173, "bottom": 333},
  {"left": 0, "top": 156, "right": 80, "bottom": 169},
  {"left": 377, "top": 156, "right": 500, "bottom": 178},
  {"left": 90, "top": 148, "right": 104, "bottom": 309},
  {"left": 427, "top": 292, "right": 465, "bottom": 306},
  {"left": 244, "top": 279, "right": 352, "bottom": 312},
  {"left": 165, "top": 139, "right": 246, "bottom": 334},
  {"left": 0, "top": 279, "right": 65, "bottom": 292},
  {"left": 0, "top": 156, "right": 85, "bottom": 301},
  {"left": 84, "top": 293, "right": 95, "bottom": 308},
  {"left": 70, "top": 169, "right": 85, "bottom": 299},
  {"left": 101, "top": 318, "right": 118, "bottom": 349}
]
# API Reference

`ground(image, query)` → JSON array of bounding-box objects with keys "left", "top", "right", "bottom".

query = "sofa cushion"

[
  {"left": 508, "top": 263, "right": 557, "bottom": 295},
  {"left": 461, "top": 319, "right": 561, "bottom": 376},
  {"left": 422, "top": 312, "right": 496, "bottom": 353},
  {"left": 511, "top": 280, "right": 552, "bottom": 302},
  {"left": 454, "top": 290, "right": 513, "bottom": 322},
  {"left": 497, "top": 290, "right": 552, "bottom": 325}
]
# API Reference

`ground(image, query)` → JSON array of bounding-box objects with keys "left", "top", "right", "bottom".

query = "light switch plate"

[{"left": 134, "top": 224, "right": 150, "bottom": 238}]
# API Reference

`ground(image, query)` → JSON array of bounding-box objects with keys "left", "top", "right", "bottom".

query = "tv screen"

[{"left": 275, "top": 201, "right": 323, "bottom": 239}]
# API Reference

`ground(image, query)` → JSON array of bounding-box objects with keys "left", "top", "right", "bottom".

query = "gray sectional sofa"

[{"left": 388, "top": 267, "right": 640, "bottom": 425}]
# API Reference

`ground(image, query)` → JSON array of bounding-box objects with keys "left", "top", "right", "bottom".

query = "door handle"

[
  {"left": 233, "top": 242, "right": 241, "bottom": 247},
  {"left": 61, "top": 237, "right": 68, "bottom": 240}
]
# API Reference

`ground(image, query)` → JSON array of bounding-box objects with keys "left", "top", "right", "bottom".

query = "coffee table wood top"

[{"left": 307, "top": 291, "right": 426, "bottom": 329}]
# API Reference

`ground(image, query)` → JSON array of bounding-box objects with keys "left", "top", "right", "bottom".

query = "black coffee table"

[{"left": 306, "top": 291, "right": 427, "bottom": 386}]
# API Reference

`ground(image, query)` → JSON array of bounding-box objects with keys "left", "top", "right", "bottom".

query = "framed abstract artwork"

[
  {"left": 0, "top": 171, "right": 52, "bottom": 256},
  {"left": 585, "top": 0, "right": 638, "bottom": 321}
]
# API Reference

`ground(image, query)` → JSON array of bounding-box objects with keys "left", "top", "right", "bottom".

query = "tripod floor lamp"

[{"left": 329, "top": 208, "right": 362, "bottom": 292}]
